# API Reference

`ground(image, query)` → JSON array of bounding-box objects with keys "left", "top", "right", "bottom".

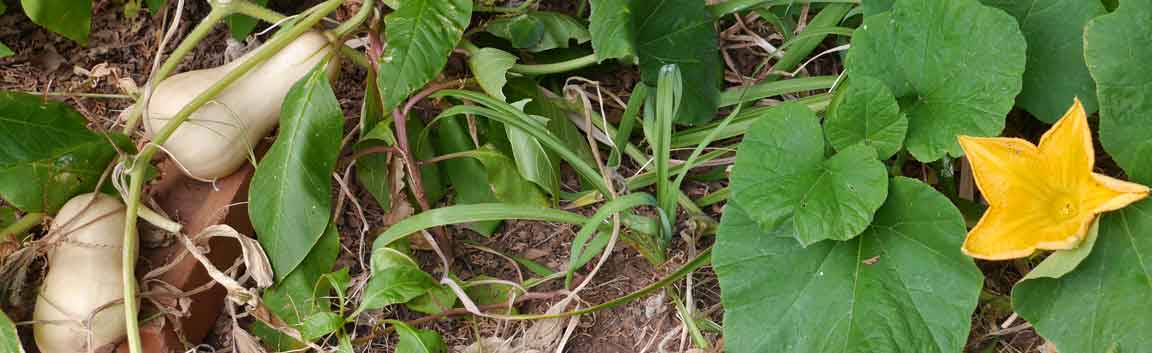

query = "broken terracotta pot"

[{"left": 115, "top": 159, "right": 255, "bottom": 353}]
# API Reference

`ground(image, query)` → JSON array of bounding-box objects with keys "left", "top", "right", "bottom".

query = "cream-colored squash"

[
  {"left": 145, "top": 31, "right": 335, "bottom": 180},
  {"left": 33, "top": 193, "right": 136, "bottom": 353}
]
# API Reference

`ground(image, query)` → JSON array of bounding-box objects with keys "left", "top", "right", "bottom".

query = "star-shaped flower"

[{"left": 958, "top": 99, "right": 1149, "bottom": 260}]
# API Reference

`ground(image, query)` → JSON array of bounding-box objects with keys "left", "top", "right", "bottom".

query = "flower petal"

[
  {"left": 962, "top": 206, "right": 1089, "bottom": 260},
  {"left": 958, "top": 135, "right": 1046, "bottom": 207},
  {"left": 1038, "top": 98, "right": 1094, "bottom": 188}
]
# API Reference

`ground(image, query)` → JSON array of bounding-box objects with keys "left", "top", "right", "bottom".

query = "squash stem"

[
  {"left": 331, "top": 0, "right": 375, "bottom": 38},
  {"left": 228, "top": 0, "right": 288, "bottom": 24},
  {"left": 509, "top": 53, "right": 599, "bottom": 76},
  {"left": 0, "top": 212, "right": 44, "bottom": 241},
  {"left": 119, "top": 2, "right": 345, "bottom": 353}
]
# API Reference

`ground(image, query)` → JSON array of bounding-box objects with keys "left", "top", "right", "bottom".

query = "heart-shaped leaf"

[
  {"left": 1087, "top": 0, "right": 1152, "bottom": 184},
  {"left": 730, "top": 102, "right": 888, "bottom": 246},
  {"left": 0, "top": 92, "right": 125, "bottom": 213},
  {"left": 716, "top": 177, "right": 982, "bottom": 353},
  {"left": 982, "top": 0, "right": 1105, "bottom": 122},
  {"left": 1013, "top": 200, "right": 1152, "bottom": 353},
  {"left": 846, "top": 0, "right": 1026, "bottom": 162},
  {"left": 631, "top": 0, "right": 721, "bottom": 124},
  {"left": 824, "top": 75, "right": 908, "bottom": 159}
]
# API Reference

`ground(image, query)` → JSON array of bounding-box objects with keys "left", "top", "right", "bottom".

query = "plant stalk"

[
  {"left": 118, "top": 2, "right": 344, "bottom": 353},
  {"left": 0, "top": 213, "right": 44, "bottom": 241},
  {"left": 510, "top": 53, "right": 599, "bottom": 75}
]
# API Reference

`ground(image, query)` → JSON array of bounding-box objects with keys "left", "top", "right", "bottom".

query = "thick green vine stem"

[
  {"left": 118, "top": 1, "right": 345, "bottom": 352},
  {"left": 0, "top": 212, "right": 44, "bottom": 241}
]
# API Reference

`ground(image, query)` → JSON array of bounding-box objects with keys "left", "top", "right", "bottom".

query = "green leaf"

[
  {"left": 377, "top": 0, "right": 472, "bottom": 113},
  {"left": 299, "top": 311, "right": 343, "bottom": 340},
  {"left": 846, "top": 0, "right": 1026, "bottom": 162},
  {"left": 631, "top": 0, "right": 722, "bottom": 124},
  {"left": 0, "top": 42, "right": 12, "bottom": 58},
  {"left": 1022, "top": 218, "right": 1100, "bottom": 281},
  {"left": 456, "top": 147, "right": 550, "bottom": 206},
  {"left": 390, "top": 320, "right": 447, "bottom": 353},
  {"left": 503, "top": 79, "right": 597, "bottom": 186},
  {"left": 982, "top": 0, "right": 1104, "bottom": 122},
  {"left": 250, "top": 64, "right": 343, "bottom": 280},
  {"left": 468, "top": 48, "right": 518, "bottom": 101},
  {"left": 362, "top": 248, "right": 438, "bottom": 310},
  {"left": 254, "top": 224, "right": 340, "bottom": 350},
  {"left": 505, "top": 108, "right": 561, "bottom": 198},
  {"left": 715, "top": 177, "right": 982, "bottom": 353},
  {"left": 432, "top": 116, "right": 502, "bottom": 235},
  {"left": 824, "top": 75, "right": 908, "bottom": 159},
  {"left": 0, "top": 310, "right": 22, "bottom": 353},
  {"left": 19, "top": 0, "right": 91, "bottom": 44},
  {"left": 1013, "top": 200, "right": 1152, "bottom": 353},
  {"left": 355, "top": 123, "right": 396, "bottom": 210},
  {"left": 405, "top": 282, "right": 457, "bottom": 314},
  {"left": 730, "top": 103, "right": 888, "bottom": 246},
  {"left": 588, "top": 0, "right": 633, "bottom": 61},
  {"left": 226, "top": 0, "right": 269, "bottom": 40},
  {"left": 487, "top": 12, "right": 591, "bottom": 52},
  {"left": 1087, "top": 0, "right": 1152, "bottom": 184},
  {"left": 0, "top": 92, "right": 123, "bottom": 213}
]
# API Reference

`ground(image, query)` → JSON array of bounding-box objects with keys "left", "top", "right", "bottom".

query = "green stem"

[
  {"left": 0, "top": 213, "right": 44, "bottom": 240},
  {"left": 229, "top": 0, "right": 288, "bottom": 24},
  {"left": 331, "top": 0, "right": 375, "bottom": 38},
  {"left": 120, "top": 6, "right": 232, "bottom": 134},
  {"left": 337, "top": 44, "right": 373, "bottom": 70},
  {"left": 119, "top": 2, "right": 344, "bottom": 353},
  {"left": 510, "top": 53, "right": 599, "bottom": 75}
]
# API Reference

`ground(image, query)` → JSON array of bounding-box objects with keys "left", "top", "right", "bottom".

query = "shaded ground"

[{"left": 0, "top": 1, "right": 1049, "bottom": 353}]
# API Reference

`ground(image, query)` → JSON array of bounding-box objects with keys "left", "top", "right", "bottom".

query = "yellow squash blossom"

[{"left": 957, "top": 99, "right": 1149, "bottom": 260}]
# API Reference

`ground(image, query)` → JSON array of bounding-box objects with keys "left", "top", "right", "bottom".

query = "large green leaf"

[
  {"left": 254, "top": 224, "right": 340, "bottom": 350},
  {"left": 631, "top": 0, "right": 722, "bottom": 124},
  {"left": 846, "top": 0, "right": 1026, "bottom": 162},
  {"left": 1013, "top": 200, "right": 1152, "bottom": 353},
  {"left": 250, "top": 65, "right": 343, "bottom": 280},
  {"left": 486, "top": 11, "right": 591, "bottom": 52},
  {"left": 19, "top": 0, "right": 91, "bottom": 44},
  {"left": 982, "top": 0, "right": 1104, "bottom": 122},
  {"left": 0, "top": 92, "right": 122, "bottom": 213},
  {"left": 1087, "top": 0, "right": 1152, "bottom": 184},
  {"left": 824, "top": 75, "right": 908, "bottom": 160},
  {"left": 729, "top": 102, "right": 888, "bottom": 246},
  {"left": 715, "top": 177, "right": 982, "bottom": 353},
  {"left": 588, "top": 0, "right": 633, "bottom": 61},
  {"left": 377, "top": 0, "right": 472, "bottom": 113},
  {"left": 0, "top": 310, "right": 21, "bottom": 353},
  {"left": 0, "top": 43, "right": 12, "bottom": 59}
]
